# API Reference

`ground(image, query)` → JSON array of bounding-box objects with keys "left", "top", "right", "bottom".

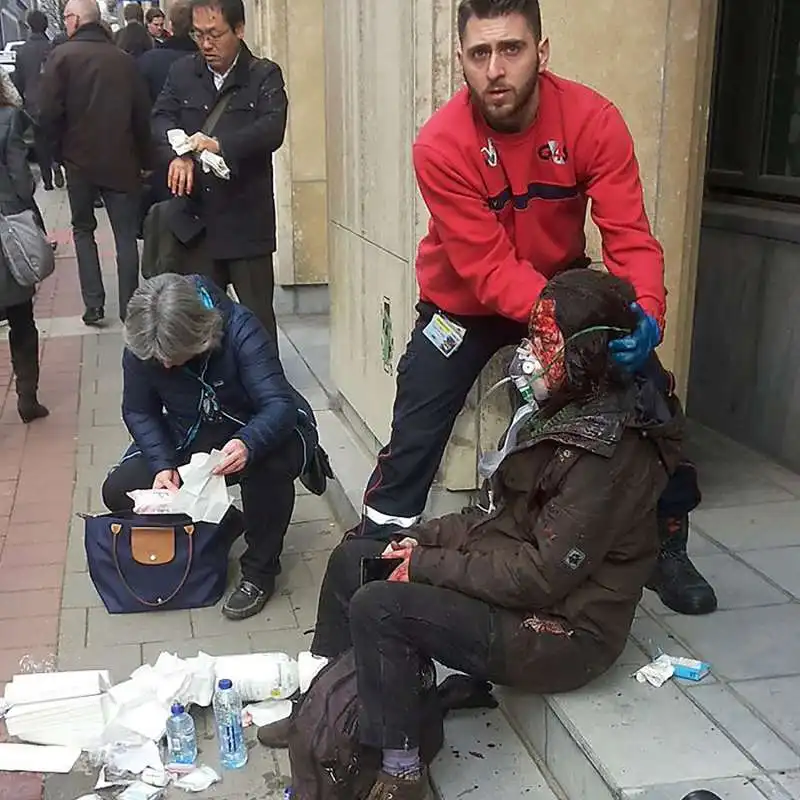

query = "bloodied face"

[{"left": 528, "top": 297, "right": 566, "bottom": 395}]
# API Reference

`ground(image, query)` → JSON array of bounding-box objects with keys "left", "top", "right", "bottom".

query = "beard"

[{"left": 467, "top": 65, "right": 540, "bottom": 134}]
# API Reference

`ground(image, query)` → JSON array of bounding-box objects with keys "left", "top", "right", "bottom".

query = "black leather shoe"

[
  {"left": 647, "top": 516, "right": 718, "bottom": 615},
  {"left": 256, "top": 715, "right": 292, "bottom": 748},
  {"left": 222, "top": 578, "right": 274, "bottom": 621},
  {"left": 681, "top": 792, "right": 723, "bottom": 800},
  {"left": 82, "top": 307, "right": 105, "bottom": 327}
]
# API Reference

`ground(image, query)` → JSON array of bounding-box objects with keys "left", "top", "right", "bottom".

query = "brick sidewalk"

[{"left": 0, "top": 188, "right": 341, "bottom": 800}]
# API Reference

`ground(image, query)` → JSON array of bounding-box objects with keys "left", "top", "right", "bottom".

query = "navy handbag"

[{"left": 83, "top": 512, "right": 230, "bottom": 614}]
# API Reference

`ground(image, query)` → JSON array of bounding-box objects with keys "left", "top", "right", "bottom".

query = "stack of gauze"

[{"left": 2, "top": 670, "right": 112, "bottom": 749}]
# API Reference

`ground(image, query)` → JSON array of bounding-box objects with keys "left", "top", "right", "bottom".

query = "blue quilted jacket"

[{"left": 122, "top": 276, "right": 315, "bottom": 473}]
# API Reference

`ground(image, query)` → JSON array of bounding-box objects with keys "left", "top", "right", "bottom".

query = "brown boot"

[
  {"left": 365, "top": 768, "right": 433, "bottom": 800},
  {"left": 8, "top": 319, "right": 48, "bottom": 424},
  {"left": 256, "top": 715, "right": 292, "bottom": 749}
]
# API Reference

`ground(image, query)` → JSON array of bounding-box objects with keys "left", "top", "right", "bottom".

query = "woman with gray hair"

[{"left": 102, "top": 273, "right": 318, "bottom": 620}]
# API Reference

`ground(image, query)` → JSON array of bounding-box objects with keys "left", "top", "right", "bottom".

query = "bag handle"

[{"left": 110, "top": 522, "right": 195, "bottom": 608}]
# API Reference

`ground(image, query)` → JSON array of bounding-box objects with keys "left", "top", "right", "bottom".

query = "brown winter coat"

[
  {"left": 409, "top": 384, "right": 684, "bottom": 693},
  {"left": 38, "top": 23, "right": 152, "bottom": 192}
]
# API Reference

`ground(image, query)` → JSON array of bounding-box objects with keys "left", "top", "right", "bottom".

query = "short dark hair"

[
  {"left": 145, "top": 7, "right": 164, "bottom": 23},
  {"left": 539, "top": 269, "right": 638, "bottom": 399},
  {"left": 123, "top": 2, "right": 144, "bottom": 23},
  {"left": 457, "top": 0, "right": 541, "bottom": 42},
  {"left": 190, "top": 0, "right": 244, "bottom": 30},
  {"left": 168, "top": 0, "right": 192, "bottom": 39},
  {"left": 26, "top": 10, "right": 48, "bottom": 34}
]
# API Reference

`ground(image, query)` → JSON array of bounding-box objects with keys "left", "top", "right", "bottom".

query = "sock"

[{"left": 382, "top": 747, "right": 421, "bottom": 780}]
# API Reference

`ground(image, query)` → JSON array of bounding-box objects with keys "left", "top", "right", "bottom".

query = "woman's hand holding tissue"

[
  {"left": 153, "top": 469, "right": 181, "bottom": 492},
  {"left": 168, "top": 156, "right": 194, "bottom": 196},
  {"left": 214, "top": 439, "right": 249, "bottom": 476}
]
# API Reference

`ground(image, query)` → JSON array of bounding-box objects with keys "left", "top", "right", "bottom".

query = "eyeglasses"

[{"left": 190, "top": 27, "right": 231, "bottom": 44}]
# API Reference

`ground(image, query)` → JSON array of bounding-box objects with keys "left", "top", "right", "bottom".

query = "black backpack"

[
  {"left": 285, "top": 649, "right": 498, "bottom": 800},
  {"left": 285, "top": 650, "right": 441, "bottom": 800}
]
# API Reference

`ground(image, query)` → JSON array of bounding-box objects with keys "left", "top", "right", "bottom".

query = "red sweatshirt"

[{"left": 413, "top": 72, "right": 666, "bottom": 328}]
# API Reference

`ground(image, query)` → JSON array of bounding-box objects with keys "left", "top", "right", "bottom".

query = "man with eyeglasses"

[{"left": 151, "top": 0, "right": 288, "bottom": 346}]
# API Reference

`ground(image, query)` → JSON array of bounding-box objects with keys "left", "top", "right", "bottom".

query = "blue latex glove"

[{"left": 609, "top": 303, "right": 661, "bottom": 372}]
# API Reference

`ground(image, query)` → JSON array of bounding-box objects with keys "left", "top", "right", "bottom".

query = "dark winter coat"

[
  {"left": 38, "top": 23, "right": 152, "bottom": 192},
  {"left": 151, "top": 44, "right": 288, "bottom": 260},
  {"left": 137, "top": 35, "right": 197, "bottom": 104},
  {"left": 14, "top": 33, "right": 52, "bottom": 117},
  {"left": 408, "top": 383, "right": 684, "bottom": 693},
  {"left": 122, "top": 277, "right": 315, "bottom": 475},
  {"left": 0, "top": 106, "right": 35, "bottom": 308}
]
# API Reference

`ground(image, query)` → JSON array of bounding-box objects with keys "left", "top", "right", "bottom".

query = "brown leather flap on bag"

[{"left": 131, "top": 527, "right": 176, "bottom": 565}]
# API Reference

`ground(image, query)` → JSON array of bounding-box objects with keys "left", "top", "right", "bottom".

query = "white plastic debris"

[
  {"left": 215, "top": 653, "right": 299, "bottom": 701},
  {"left": 2, "top": 671, "right": 113, "bottom": 749},
  {"left": 0, "top": 743, "right": 80, "bottom": 773},
  {"left": 634, "top": 654, "right": 711, "bottom": 687},
  {"left": 118, "top": 781, "right": 165, "bottom": 800},
  {"left": 298, "top": 652, "right": 329, "bottom": 693},
  {"left": 173, "top": 765, "right": 220, "bottom": 792},
  {"left": 243, "top": 699, "right": 293, "bottom": 728}
]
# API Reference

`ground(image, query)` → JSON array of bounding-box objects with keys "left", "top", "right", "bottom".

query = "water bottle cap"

[
  {"left": 171, "top": 702, "right": 185, "bottom": 715},
  {"left": 218, "top": 678, "right": 233, "bottom": 690}
]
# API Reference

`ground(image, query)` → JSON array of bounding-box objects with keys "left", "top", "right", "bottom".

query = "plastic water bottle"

[
  {"left": 165, "top": 702, "right": 197, "bottom": 766},
  {"left": 213, "top": 678, "right": 247, "bottom": 769}
]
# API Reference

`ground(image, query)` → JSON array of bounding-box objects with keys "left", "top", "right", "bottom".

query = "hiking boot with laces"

[
  {"left": 647, "top": 516, "right": 717, "bottom": 615},
  {"left": 365, "top": 767, "right": 433, "bottom": 800}
]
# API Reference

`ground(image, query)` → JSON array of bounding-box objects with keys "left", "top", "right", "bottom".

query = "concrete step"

[{"left": 316, "top": 406, "right": 794, "bottom": 800}]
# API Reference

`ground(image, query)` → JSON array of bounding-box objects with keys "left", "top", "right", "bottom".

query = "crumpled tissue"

[
  {"left": 102, "top": 652, "right": 216, "bottom": 744},
  {"left": 173, "top": 450, "right": 231, "bottom": 524},
  {"left": 173, "top": 765, "right": 220, "bottom": 792},
  {"left": 167, "top": 129, "right": 230, "bottom": 180},
  {"left": 127, "top": 489, "right": 177, "bottom": 515},
  {"left": 634, "top": 654, "right": 711, "bottom": 688}
]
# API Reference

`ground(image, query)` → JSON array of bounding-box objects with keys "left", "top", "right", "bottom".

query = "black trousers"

[
  {"left": 65, "top": 167, "right": 141, "bottom": 320},
  {"left": 33, "top": 126, "right": 54, "bottom": 187},
  {"left": 361, "top": 302, "right": 701, "bottom": 532},
  {"left": 101, "top": 428, "right": 304, "bottom": 587},
  {"left": 311, "top": 539, "right": 597, "bottom": 751}
]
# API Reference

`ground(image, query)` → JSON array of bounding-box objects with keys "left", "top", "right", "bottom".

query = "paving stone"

[
  {"left": 740, "top": 546, "right": 800, "bottom": 598},
  {"left": 0, "top": 540, "right": 68, "bottom": 567},
  {"left": 0, "top": 563, "right": 63, "bottom": 592},
  {"left": 622, "top": 775, "right": 788, "bottom": 799},
  {"left": 141, "top": 634, "right": 249, "bottom": 663},
  {"left": 734, "top": 677, "right": 800, "bottom": 752},
  {"left": 0, "top": 772, "right": 43, "bottom": 800},
  {"left": 692, "top": 501, "right": 800, "bottom": 551},
  {"left": 57, "top": 643, "right": 142, "bottom": 683},
  {"left": 57, "top": 608, "right": 87, "bottom": 651},
  {"left": 87, "top": 606, "right": 191, "bottom": 646},
  {"left": 0, "top": 589, "right": 62, "bottom": 619},
  {"left": 292, "top": 494, "right": 333, "bottom": 523},
  {"left": 775, "top": 771, "right": 800, "bottom": 798},
  {"left": 288, "top": 585, "right": 322, "bottom": 631},
  {"left": 249, "top": 626, "right": 315, "bottom": 656},
  {"left": 687, "top": 683, "right": 800, "bottom": 771},
  {"left": 0, "top": 647, "right": 55, "bottom": 683},
  {"left": 0, "top": 616, "right": 58, "bottom": 649},
  {"left": 190, "top": 594, "right": 297, "bottom": 638},
  {"left": 640, "top": 553, "right": 790, "bottom": 616},
  {"left": 547, "top": 662, "right": 755, "bottom": 790},
  {"left": 276, "top": 553, "right": 316, "bottom": 594},
  {"left": 666, "top": 604, "right": 800, "bottom": 681},
  {"left": 432, "top": 707, "right": 557, "bottom": 800},
  {"left": 282, "top": 519, "right": 341, "bottom": 555},
  {"left": 302, "top": 548, "right": 334, "bottom": 585},
  {"left": 2, "top": 521, "right": 73, "bottom": 544},
  {"left": 60, "top": 570, "right": 104, "bottom": 608}
]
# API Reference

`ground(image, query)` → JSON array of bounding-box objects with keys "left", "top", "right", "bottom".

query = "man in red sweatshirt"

[{"left": 353, "top": 0, "right": 716, "bottom": 617}]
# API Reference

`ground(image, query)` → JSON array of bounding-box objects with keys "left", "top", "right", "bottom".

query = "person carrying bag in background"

[{"left": 0, "top": 74, "right": 52, "bottom": 424}]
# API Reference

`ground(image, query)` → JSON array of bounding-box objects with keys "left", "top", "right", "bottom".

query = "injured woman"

[{"left": 304, "top": 269, "right": 684, "bottom": 800}]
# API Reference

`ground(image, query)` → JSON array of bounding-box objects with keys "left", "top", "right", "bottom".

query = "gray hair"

[{"left": 124, "top": 274, "right": 223, "bottom": 365}]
